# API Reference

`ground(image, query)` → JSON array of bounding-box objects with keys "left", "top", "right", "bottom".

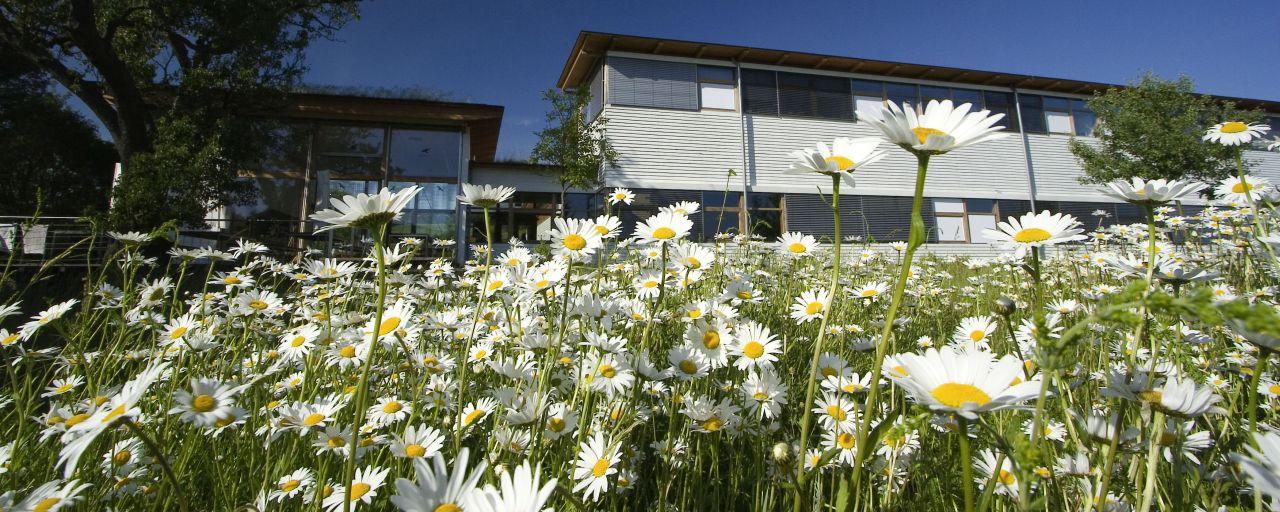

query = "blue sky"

[{"left": 75, "top": 0, "right": 1280, "bottom": 159}]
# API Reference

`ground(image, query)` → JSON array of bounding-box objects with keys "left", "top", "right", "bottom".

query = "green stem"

[
  {"left": 1137, "top": 411, "right": 1166, "bottom": 512},
  {"left": 793, "top": 175, "right": 842, "bottom": 512},
  {"left": 1249, "top": 350, "right": 1270, "bottom": 435},
  {"left": 849, "top": 154, "right": 930, "bottom": 500},
  {"left": 958, "top": 419, "right": 976, "bottom": 512},
  {"left": 341, "top": 223, "right": 388, "bottom": 512}
]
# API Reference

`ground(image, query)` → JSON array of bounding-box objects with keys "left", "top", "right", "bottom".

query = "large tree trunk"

[{"left": 65, "top": 0, "right": 154, "bottom": 164}]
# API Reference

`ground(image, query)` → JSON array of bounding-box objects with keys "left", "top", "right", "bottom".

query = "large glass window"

[
  {"left": 747, "top": 193, "right": 784, "bottom": 240},
  {"left": 932, "top": 198, "right": 1001, "bottom": 244},
  {"left": 777, "top": 72, "right": 853, "bottom": 120},
  {"left": 698, "top": 66, "right": 737, "bottom": 111},
  {"left": 885, "top": 83, "right": 920, "bottom": 107},
  {"left": 313, "top": 125, "right": 385, "bottom": 179},
  {"left": 703, "top": 191, "right": 742, "bottom": 239},
  {"left": 1018, "top": 94, "right": 1047, "bottom": 134},
  {"left": 388, "top": 129, "right": 461, "bottom": 180},
  {"left": 1072, "top": 100, "right": 1097, "bottom": 137},
  {"left": 741, "top": 69, "right": 780, "bottom": 115},
  {"left": 257, "top": 123, "right": 311, "bottom": 174},
  {"left": 983, "top": 91, "right": 1019, "bottom": 132},
  {"left": 391, "top": 181, "right": 458, "bottom": 238}
]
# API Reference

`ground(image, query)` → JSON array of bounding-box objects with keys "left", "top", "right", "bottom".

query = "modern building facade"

[{"left": 553, "top": 31, "right": 1280, "bottom": 250}]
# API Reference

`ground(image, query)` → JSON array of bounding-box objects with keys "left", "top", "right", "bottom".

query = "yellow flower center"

[
  {"left": 805, "top": 302, "right": 824, "bottom": 315},
  {"left": 788, "top": 242, "right": 808, "bottom": 253},
  {"left": 1, "top": 333, "right": 17, "bottom": 345},
  {"left": 565, "top": 234, "right": 588, "bottom": 249},
  {"left": 405, "top": 444, "right": 426, "bottom": 457},
  {"left": 1220, "top": 121, "right": 1248, "bottom": 134},
  {"left": 112, "top": 449, "right": 132, "bottom": 466},
  {"left": 382, "top": 402, "right": 403, "bottom": 414},
  {"left": 861, "top": 289, "right": 878, "bottom": 297},
  {"left": 969, "top": 330, "right": 986, "bottom": 342},
  {"left": 702, "top": 331, "right": 721, "bottom": 350},
  {"left": 464, "top": 409, "right": 485, "bottom": 425},
  {"left": 1232, "top": 182, "right": 1253, "bottom": 194},
  {"left": 249, "top": 300, "right": 268, "bottom": 310},
  {"left": 824, "top": 155, "right": 855, "bottom": 171},
  {"left": 702, "top": 416, "right": 724, "bottom": 431},
  {"left": 592, "top": 458, "right": 612, "bottom": 477},
  {"left": 820, "top": 367, "right": 838, "bottom": 378},
  {"left": 327, "top": 437, "right": 346, "bottom": 448},
  {"left": 170, "top": 327, "right": 188, "bottom": 339},
  {"left": 753, "top": 391, "right": 769, "bottom": 401},
  {"left": 291, "top": 336, "right": 307, "bottom": 347},
  {"left": 548, "top": 418, "right": 567, "bottom": 432},
  {"left": 102, "top": 404, "right": 128, "bottom": 423},
  {"left": 998, "top": 470, "right": 1016, "bottom": 486},
  {"left": 1013, "top": 228, "right": 1052, "bottom": 243},
  {"left": 643, "top": 280, "right": 659, "bottom": 289},
  {"left": 930, "top": 383, "right": 992, "bottom": 408},
  {"left": 302, "top": 413, "right": 326, "bottom": 426},
  {"left": 1138, "top": 390, "right": 1163, "bottom": 404},
  {"left": 65, "top": 413, "right": 91, "bottom": 427},
  {"left": 349, "top": 482, "right": 371, "bottom": 500},
  {"left": 837, "top": 432, "right": 856, "bottom": 449},
  {"left": 192, "top": 394, "right": 217, "bottom": 413},
  {"left": 224, "top": 276, "right": 241, "bottom": 285},
  {"left": 826, "top": 405, "right": 847, "bottom": 421},
  {"left": 434, "top": 504, "right": 460, "bottom": 512},
  {"left": 679, "top": 360, "right": 699, "bottom": 375},
  {"left": 1269, "top": 384, "right": 1280, "bottom": 395},
  {"left": 912, "top": 127, "right": 947, "bottom": 144},
  {"left": 379, "top": 317, "right": 402, "bottom": 336},
  {"left": 652, "top": 227, "right": 677, "bottom": 240},
  {"left": 737, "top": 290, "right": 752, "bottom": 299},
  {"left": 685, "top": 257, "right": 701, "bottom": 268},
  {"left": 54, "top": 383, "right": 74, "bottom": 394},
  {"left": 595, "top": 225, "right": 609, "bottom": 235},
  {"left": 743, "top": 341, "right": 765, "bottom": 359},
  {"left": 339, "top": 345, "right": 357, "bottom": 358},
  {"left": 34, "top": 498, "right": 61, "bottom": 512},
  {"left": 281, "top": 479, "right": 301, "bottom": 492}
]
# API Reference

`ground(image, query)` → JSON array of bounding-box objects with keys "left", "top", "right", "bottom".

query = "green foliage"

[
  {"left": 0, "top": 52, "right": 116, "bottom": 217},
  {"left": 1068, "top": 73, "right": 1259, "bottom": 185},
  {"left": 0, "top": 0, "right": 361, "bottom": 229},
  {"left": 529, "top": 87, "right": 619, "bottom": 196}
]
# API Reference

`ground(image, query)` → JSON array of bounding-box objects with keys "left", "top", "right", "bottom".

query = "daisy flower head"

[
  {"left": 1203, "top": 120, "right": 1269, "bottom": 146},
  {"left": 310, "top": 186, "right": 421, "bottom": 232},
  {"left": 633, "top": 211, "right": 693, "bottom": 244},
  {"left": 391, "top": 424, "right": 446, "bottom": 460},
  {"left": 983, "top": 210, "right": 1086, "bottom": 258},
  {"left": 608, "top": 188, "right": 636, "bottom": 205},
  {"left": 733, "top": 321, "right": 782, "bottom": 371},
  {"left": 170, "top": 378, "right": 243, "bottom": 428},
  {"left": 1215, "top": 174, "right": 1272, "bottom": 204},
  {"left": 1134, "top": 376, "right": 1225, "bottom": 418},
  {"left": 457, "top": 183, "right": 516, "bottom": 208},
  {"left": 572, "top": 433, "right": 618, "bottom": 502},
  {"left": 324, "top": 465, "right": 389, "bottom": 512},
  {"left": 883, "top": 346, "right": 1040, "bottom": 419},
  {"left": 1102, "top": 177, "right": 1207, "bottom": 206},
  {"left": 270, "top": 468, "right": 315, "bottom": 503},
  {"left": 790, "top": 289, "right": 830, "bottom": 323},
  {"left": 786, "top": 137, "right": 887, "bottom": 185},
  {"left": 462, "top": 460, "right": 558, "bottom": 512},
  {"left": 778, "top": 232, "right": 818, "bottom": 257},
  {"left": 952, "top": 316, "right": 997, "bottom": 351},
  {"left": 662, "top": 201, "right": 701, "bottom": 216},
  {"left": 551, "top": 217, "right": 603, "bottom": 260},
  {"left": 858, "top": 99, "right": 1007, "bottom": 155},
  {"left": 13, "top": 479, "right": 92, "bottom": 511}
]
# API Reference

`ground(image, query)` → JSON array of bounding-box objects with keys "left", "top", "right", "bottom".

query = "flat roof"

[
  {"left": 280, "top": 93, "right": 505, "bottom": 161},
  {"left": 558, "top": 31, "right": 1279, "bottom": 112}
]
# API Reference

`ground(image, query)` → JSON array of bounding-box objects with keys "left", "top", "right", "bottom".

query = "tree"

[
  {"left": 529, "top": 87, "right": 619, "bottom": 211},
  {"left": 1069, "top": 74, "right": 1259, "bottom": 186},
  {"left": 0, "top": 51, "right": 116, "bottom": 217},
  {"left": 0, "top": 0, "right": 360, "bottom": 229}
]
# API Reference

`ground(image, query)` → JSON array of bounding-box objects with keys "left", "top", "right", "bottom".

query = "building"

[
  {"left": 553, "top": 31, "right": 1280, "bottom": 253},
  {"left": 207, "top": 91, "right": 593, "bottom": 257}
]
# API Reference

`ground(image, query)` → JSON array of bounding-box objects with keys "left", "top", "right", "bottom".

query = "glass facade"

[{"left": 231, "top": 120, "right": 466, "bottom": 256}]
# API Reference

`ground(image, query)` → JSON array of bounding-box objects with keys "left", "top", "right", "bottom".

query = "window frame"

[
  {"left": 932, "top": 198, "right": 1003, "bottom": 244},
  {"left": 697, "top": 65, "right": 739, "bottom": 112}
]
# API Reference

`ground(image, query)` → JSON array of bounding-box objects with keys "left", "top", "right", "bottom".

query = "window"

[
  {"left": 920, "top": 86, "right": 951, "bottom": 104},
  {"left": 932, "top": 198, "right": 1002, "bottom": 243},
  {"left": 741, "top": 69, "right": 779, "bottom": 115},
  {"left": 983, "top": 92, "right": 1019, "bottom": 132},
  {"left": 951, "top": 88, "right": 984, "bottom": 108},
  {"left": 1044, "top": 97, "right": 1073, "bottom": 134},
  {"left": 391, "top": 182, "right": 458, "bottom": 238},
  {"left": 777, "top": 72, "right": 853, "bottom": 120},
  {"left": 699, "top": 191, "right": 785, "bottom": 240},
  {"left": 257, "top": 123, "right": 311, "bottom": 174},
  {"left": 852, "top": 79, "right": 885, "bottom": 120},
  {"left": 885, "top": 82, "right": 919, "bottom": 108},
  {"left": 1071, "top": 100, "right": 1097, "bottom": 136},
  {"left": 313, "top": 125, "right": 385, "bottom": 178},
  {"left": 933, "top": 199, "right": 966, "bottom": 242},
  {"left": 746, "top": 193, "right": 785, "bottom": 240},
  {"left": 388, "top": 129, "right": 462, "bottom": 181},
  {"left": 698, "top": 66, "right": 737, "bottom": 110},
  {"left": 606, "top": 57, "right": 698, "bottom": 110},
  {"left": 1018, "top": 94, "right": 1047, "bottom": 134},
  {"left": 703, "top": 191, "right": 741, "bottom": 239}
]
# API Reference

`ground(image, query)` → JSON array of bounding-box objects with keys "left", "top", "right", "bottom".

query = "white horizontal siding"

[
  {"left": 600, "top": 105, "right": 745, "bottom": 190},
  {"left": 745, "top": 115, "right": 1032, "bottom": 200},
  {"left": 1246, "top": 149, "right": 1280, "bottom": 183},
  {"left": 1025, "top": 134, "right": 1111, "bottom": 202}
]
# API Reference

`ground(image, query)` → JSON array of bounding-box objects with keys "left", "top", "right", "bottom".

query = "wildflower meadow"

[{"left": 5, "top": 100, "right": 1280, "bottom": 512}]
